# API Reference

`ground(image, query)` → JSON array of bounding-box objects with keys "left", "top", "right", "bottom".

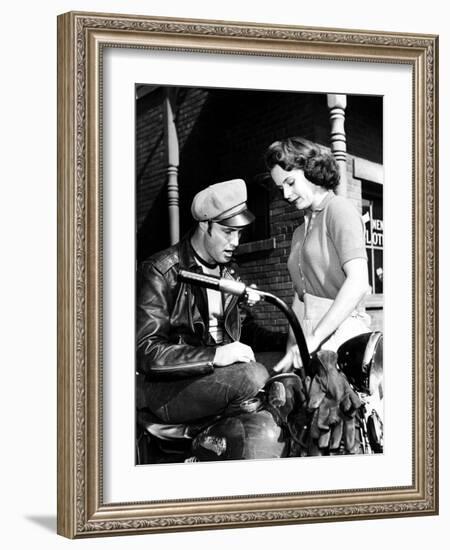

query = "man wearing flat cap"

[{"left": 136, "top": 179, "right": 269, "bottom": 426}]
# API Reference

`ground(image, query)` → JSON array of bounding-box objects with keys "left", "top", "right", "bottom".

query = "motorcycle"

[{"left": 136, "top": 269, "right": 383, "bottom": 464}]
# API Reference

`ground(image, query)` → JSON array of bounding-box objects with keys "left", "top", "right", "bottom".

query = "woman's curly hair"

[{"left": 265, "top": 137, "right": 340, "bottom": 190}]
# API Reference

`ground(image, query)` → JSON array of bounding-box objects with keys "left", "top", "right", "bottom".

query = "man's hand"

[
  {"left": 244, "top": 284, "right": 260, "bottom": 308},
  {"left": 213, "top": 342, "right": 255, "bottom": 367}
]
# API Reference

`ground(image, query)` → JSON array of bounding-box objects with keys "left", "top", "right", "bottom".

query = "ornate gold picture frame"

[{"left": 57, "top": 11, "right": 438, "bottom": 538}]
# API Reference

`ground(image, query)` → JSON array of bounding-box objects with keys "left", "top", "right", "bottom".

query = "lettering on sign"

[{"left": 363, "top": 214, "right": 383, "bottom": 248}]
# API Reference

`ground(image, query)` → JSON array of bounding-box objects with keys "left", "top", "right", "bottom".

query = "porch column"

[
  {"left": 327, "top": 94, "right": 348, "bottom": 196},
  {"left": 163, "top": 87, "right": 180, "bottom": 244}
]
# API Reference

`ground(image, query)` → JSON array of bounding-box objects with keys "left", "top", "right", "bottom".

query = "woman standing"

[{"left": 265, "top": 138, "right": 371, "bottom": 370}]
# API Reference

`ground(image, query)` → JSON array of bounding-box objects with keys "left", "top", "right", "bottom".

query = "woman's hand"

[
  {"left": 273, "top": 333, "right": 323, "bottom": 374},
  {"left": 306, "top": 333, "right": 323, "bottom": 355},
  {"left": 273, "top": 348, "right": 295, "bottom": 373},
  {"left": 273, "top": 345, "right": 302, "bottom": 373}
]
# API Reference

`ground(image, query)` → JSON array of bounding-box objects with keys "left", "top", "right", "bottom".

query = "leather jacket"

[{"left": 136, "top": 232, "right": 241, "bottom": 379}]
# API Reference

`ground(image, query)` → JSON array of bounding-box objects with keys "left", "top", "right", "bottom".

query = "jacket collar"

[{"left": 178, "top": 229, "right": 200, "bottom": 270}]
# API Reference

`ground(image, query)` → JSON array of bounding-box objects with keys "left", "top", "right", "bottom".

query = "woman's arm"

[
  {"left": 308, "top": 196, "right": 370, "bottom": 351},
  {"left": 310, "top": 257, "right": 369, "bottom": 351},
  {"left": 275, "top": 259, "right": 368, "bottom": 373}
]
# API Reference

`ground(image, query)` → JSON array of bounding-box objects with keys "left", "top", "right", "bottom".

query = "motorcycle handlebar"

[
  {"left": 178, "top": 269, "right": 311, "bottom": 373},
  {"left": 178, "top": 270, "right": 247, "bottom": 296}
]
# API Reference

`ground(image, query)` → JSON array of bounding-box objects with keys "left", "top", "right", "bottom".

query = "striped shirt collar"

[{"left": 307, "top": 190, "right": 334, "bottom": 213}]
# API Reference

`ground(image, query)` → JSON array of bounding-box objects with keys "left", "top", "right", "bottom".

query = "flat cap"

[{"left": 191, "top": 179, "right": 255, "bottom": 227}]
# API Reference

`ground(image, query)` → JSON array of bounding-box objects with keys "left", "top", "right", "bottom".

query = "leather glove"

[
  {"left": 264, "top": 373, "right": 313, "bottom": 457},
  {"left": 307, "top": 350, "right": 362, "bottom": 453},
  {"left": 265, "top": 373, "right": 307, "bottom": 422}
]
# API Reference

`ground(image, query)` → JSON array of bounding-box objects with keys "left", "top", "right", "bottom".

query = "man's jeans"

[{"left": 145, "top": 361, "right": 269, "bottom": 423}]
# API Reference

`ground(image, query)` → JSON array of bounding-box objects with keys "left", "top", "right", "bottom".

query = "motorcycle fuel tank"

[{"left": 192, "top": 409, "right": 289, "bottom": 461}]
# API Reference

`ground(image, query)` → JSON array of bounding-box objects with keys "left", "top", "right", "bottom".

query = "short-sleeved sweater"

[{"left": 287, "top": 192, "right": 367, "bottom": 300}]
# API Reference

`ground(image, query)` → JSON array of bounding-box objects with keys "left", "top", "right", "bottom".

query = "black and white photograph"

[
  {"left": 135, "top": 85, "right": 384, "bottom": 465},
  {"left": 53, "top": 9, "right": 438, "bottom": 539}
]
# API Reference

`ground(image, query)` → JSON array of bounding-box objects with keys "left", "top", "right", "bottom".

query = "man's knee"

[
  {"left": 231, "top": 361, "right": 269, "bottom": 399},
  {"left": 244, "top": 361, "right": 270, "bottom": 389}
]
